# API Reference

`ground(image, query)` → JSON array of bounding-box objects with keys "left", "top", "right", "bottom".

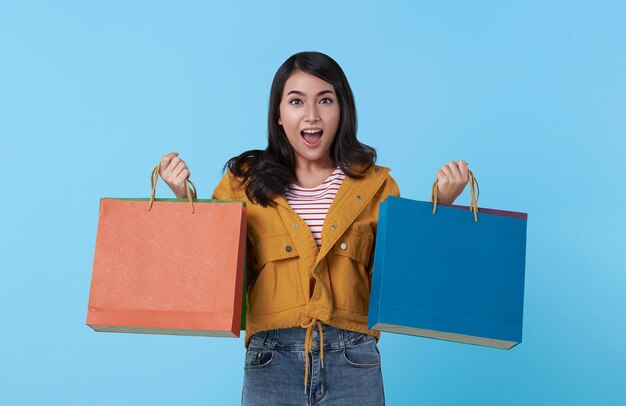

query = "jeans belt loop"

[{"left": 261, "top": 330, "right": 270, "bottom": 347}]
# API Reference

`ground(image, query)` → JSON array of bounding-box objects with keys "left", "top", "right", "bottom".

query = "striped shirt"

[{"left": 285, "top": 167, "right": 346, "bottom": 249}]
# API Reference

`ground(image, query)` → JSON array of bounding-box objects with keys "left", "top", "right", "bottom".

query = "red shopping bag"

[{"left": 87, "top": 164, "right": 247, "bottom": 337}]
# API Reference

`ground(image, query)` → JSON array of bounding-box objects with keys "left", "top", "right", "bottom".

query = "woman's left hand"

[{"left": 435, "top": 160, "right": 469, "bottom": 205}]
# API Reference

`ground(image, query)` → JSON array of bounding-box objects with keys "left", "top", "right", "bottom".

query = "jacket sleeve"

[
  {"left": 211, "top": 171, "right": 245, "bottom": 200},
  {"left": 211, "top": 173, "right": 228, "bottom": 200},
  {"left": 389, "top": 174, "right": 400, "bottom": 198},
  {"left": 379, "top": 173, "right": 400, "bottom": 200},
  {"left": 368, "top": 172, "right": 400, "bottom": 282}
]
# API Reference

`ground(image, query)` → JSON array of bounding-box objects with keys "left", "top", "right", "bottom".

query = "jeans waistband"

[{"left": 247, "top": 324, "right": 374, "bottom": 352}]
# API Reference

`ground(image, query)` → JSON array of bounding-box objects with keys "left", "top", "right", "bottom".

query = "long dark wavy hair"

[{"left": 224, "top": 51, "right": 377, "bottom": 207}]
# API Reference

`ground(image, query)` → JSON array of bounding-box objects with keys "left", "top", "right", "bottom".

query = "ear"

[{"left": 278, "top": 117, "right": 282, "bottom": 126}]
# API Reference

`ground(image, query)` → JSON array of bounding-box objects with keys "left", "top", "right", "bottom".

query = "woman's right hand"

[{"left": 159, "top": 152, "right": 191, "bottom": 198}]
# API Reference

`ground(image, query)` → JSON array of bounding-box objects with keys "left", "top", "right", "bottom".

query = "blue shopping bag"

[{"left": 368, "top": 171, "right": 528, "bottom": 349}]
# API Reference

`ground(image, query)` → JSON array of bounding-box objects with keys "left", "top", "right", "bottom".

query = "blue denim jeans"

[{"left": 242, "top": 324, "right": 385, "bottom": 405}]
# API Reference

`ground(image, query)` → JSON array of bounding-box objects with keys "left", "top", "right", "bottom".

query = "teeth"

[{"left": 303, "top": 129, "right": 322, "bottom": 134}]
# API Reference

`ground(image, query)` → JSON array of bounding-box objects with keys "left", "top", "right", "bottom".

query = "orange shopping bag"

[{"left": 87, "top": 164, "right": 247, "bottom": 337}]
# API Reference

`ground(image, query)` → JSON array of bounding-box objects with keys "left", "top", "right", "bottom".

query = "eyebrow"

[{"left": 286, "top": 89, "right": 335, "bottom": 97}]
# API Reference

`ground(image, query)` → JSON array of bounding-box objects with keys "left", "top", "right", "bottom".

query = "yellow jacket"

[{"left": 211, "top": 163, "right": 400, "bottom": 348}]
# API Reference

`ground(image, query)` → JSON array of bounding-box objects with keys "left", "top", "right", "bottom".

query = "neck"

[
  {"left": 293, "top": 157, "right": 338, "bottom": 188},
  {"left": 294, "top": 156, "right": 337, "bottom": 174}
]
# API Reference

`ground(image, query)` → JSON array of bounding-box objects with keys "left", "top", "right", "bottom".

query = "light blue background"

[{"left": 1, "top": 1, "right": 624, "bottom": 405}]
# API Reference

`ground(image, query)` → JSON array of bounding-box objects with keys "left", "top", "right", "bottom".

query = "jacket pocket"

[
  {"left": 248, "top": 232, "right": 305, "bottom": 315},
  {"left": 329, "top": 229, "right": 374, "bottom": 315}
]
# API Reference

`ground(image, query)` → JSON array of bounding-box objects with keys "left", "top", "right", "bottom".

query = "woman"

[{"left": 159, "top": 51, "right": 469, "bottom": 405}]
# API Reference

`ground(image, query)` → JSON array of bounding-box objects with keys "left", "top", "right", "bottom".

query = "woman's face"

[{"left": 278, "top": 69, "right": 340, "bottom": 168}]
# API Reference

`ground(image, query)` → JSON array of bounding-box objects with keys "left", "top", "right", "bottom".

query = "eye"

[
  {"left": 319, "top": 97, "right": 333, "bottom": 104},
  {"left": 289, "top": 99, "right": 303, "bottom": 105}
]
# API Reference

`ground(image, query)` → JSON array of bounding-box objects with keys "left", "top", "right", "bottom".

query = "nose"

[{"left": 304, "top": 104, "right": 320, "bottom": 123}]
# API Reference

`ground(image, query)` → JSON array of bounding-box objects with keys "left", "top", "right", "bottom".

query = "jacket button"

[
  {"left": 340, "top": 242, "right": 347, "bottom": 250},
  {"left": 331, "top": 224, "right": 337, "bottom": 230},
  {"left": 292, "top": 223, "right": 297, "bottom": 228},
  {"left": 285, "top": 245, "right": 292, "bottom": 253},
  {"left": 356, "top": 195, "right": 362, "bottom": 200}
]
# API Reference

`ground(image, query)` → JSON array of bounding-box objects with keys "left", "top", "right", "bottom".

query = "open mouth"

[{"left": 301, "top": 128, "right": 323, "bottom": 147}]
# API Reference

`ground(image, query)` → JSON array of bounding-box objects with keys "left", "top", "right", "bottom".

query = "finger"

[
  {"left": 447, "top": 160, "right": 462, "bottom": 180},
  {"left": 440, "top": 165, "right": 453, "bottom": 179},
  {"left": 160, "top": 153, "right": 179, "bottom": 174},
  {"left": 457, "top": 160, "right": 469, "bottom": 181},
  {"left": 172, "top": 161, "right": 187, "bottom": 178},
  {"left": 176, "top": 168, "right": 190, "bottom": 182},
  {"left": 436, "top": 169, "right": 446, "bottom": 182},
  {"left": 160, "top": 152, "right": 179, "bottom": 166},
  {"left": 163, "top": 156, "right": 182, "bottom": 175},
  {"left": 180, "top": 167, "right": 190, "bottom": 179}
]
